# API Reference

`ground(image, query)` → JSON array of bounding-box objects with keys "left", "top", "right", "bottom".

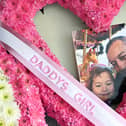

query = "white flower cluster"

[{"left": 0, "top": 69, "right": 21, "bottom": 126}]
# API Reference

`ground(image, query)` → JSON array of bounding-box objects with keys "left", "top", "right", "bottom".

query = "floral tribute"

[{"left": 0, "top": 0, "right": 125, "bottom": 126}]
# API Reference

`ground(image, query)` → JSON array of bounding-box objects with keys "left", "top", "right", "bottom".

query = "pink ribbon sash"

[{"left": 0, "top": 21, "right": 126, "bottom": 126}]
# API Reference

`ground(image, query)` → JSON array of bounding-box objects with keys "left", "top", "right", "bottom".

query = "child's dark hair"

[{"left": 88, "top": 66, "right": 114, "bottom": 90}]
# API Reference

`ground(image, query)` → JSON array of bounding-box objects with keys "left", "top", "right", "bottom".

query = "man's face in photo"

[{"left": 107, "top": 40, "right": 126, "bottom": 73}]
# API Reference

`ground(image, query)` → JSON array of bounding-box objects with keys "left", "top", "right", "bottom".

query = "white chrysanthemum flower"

[
  {"left": 0, "top": 69, "right": 20, "bottom": 124},
  {"left": 0, "top": 82, "right": 8, "bottom": 91},
  {"left": 0, "top": 84, "right": 13, "bottom": 96},
  {"left": 4, "top": 102, "right": 21, "bottom": 121},
  {"left": 0, "top": 75, "right": 8, "bottom": 81},
  {"left": 6, "top": 120, "right": 19, "bottom": 126},
  {"left": 0, "top": 104, "right": 4, "bottom": 113},
  {"left": 0, "top": 68, "right": 8, "bottom": 82},
  {"left": 2, "top": 83, "right": 14, "bottom": 94},
  {"left": 0, "top": 90, "right": 14, "bottom": 103},
  {"left": 0, "top": 69, "right": 3, "bottom": 74},
  {"left": 0, "top": 70, "right": 8, "bottom": 80},
  {"left": 0, "top": 117, "right": 6, "bottom": 126}
]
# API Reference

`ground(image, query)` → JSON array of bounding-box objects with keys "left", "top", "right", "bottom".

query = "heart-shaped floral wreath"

[{"left": 0, "top": 0, "right": 125, "bottom": 126}]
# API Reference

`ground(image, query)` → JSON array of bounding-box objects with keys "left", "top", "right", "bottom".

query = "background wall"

[{"left": 34, "top": 2, "right": 126, "bottom": 79}]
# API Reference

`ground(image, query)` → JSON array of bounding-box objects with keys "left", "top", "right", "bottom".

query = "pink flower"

[
  {"left": 24, "top": 85, "right": 47, "bottom": 126},
  {"left": 5, "top": 0, "right": 19, "bottom": 10},
  {"left": 19, "top": 116, "right": 31, "bottom": 126}
]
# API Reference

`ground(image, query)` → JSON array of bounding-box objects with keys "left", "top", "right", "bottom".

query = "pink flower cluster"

[
  {"left": 116, "top": 93, "right": 126, "bottom": 119},
  {"left": 57, "top": 0, "right": 125, "bottom": 32},
  {"left": 0, "top": 0, "right": 125, "bottom": 126}
]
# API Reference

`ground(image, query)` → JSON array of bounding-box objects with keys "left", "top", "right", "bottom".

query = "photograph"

[{"left": 72, "top": 23, "right": 126, "bottom": 107}]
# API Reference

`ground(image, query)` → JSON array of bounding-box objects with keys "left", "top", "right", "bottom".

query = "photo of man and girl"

[{"left": 72, "top": 23, "right": 126, "bottom": 108}]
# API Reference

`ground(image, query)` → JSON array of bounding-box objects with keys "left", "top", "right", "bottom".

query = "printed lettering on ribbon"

[{"left": 0, "top": 21, "right": 126, "bottom": 126}]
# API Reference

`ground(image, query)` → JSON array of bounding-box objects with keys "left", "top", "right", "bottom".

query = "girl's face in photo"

[{"left": 92, "top": 72, "right": 114, "bottom": 101}]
